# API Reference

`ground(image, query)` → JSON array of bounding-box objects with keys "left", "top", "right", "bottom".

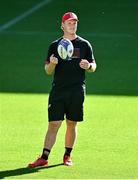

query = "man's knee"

[
  {"left": 66, "top": 120, "right": 77, "bottom": 129},
  {"left": 48, "top": 121, "right": 62, "bottom": 132}
]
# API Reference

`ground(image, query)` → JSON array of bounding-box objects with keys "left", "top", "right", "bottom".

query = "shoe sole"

[{"left": 28, "top": 163, "right": 48, "bottom": 168}]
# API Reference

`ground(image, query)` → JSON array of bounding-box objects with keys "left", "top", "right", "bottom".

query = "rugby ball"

[{"left": 57, "top": 38, "right": 74, "bottom": 60}]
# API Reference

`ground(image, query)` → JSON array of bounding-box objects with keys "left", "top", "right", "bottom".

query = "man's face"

[{"left": 62, "top": 19, "right": 78, "bottom": 35}]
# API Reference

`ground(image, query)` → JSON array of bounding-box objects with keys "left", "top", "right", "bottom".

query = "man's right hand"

[
  {"left": 45, "top": 54, "right": 58, "bottom": 75},
  {"left": 50, "top": 54, "right": 58, "bottom": 65}
]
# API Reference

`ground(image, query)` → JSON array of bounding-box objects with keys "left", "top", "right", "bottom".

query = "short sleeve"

[
  {"left": 45, "top": 43, "right": 54, "bottom": 64},
  {"left": 86, "top": 41, "right": 95, "bottom": 63}
]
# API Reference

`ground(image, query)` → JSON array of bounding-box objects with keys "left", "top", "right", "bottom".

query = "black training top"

[{"left": 45, "top": 36, "right": 95, "bottom": 91}]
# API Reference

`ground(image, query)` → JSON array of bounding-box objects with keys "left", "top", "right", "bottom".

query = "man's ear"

[{"left": 61, "top": 22, "right": 64, "bottom": 30}]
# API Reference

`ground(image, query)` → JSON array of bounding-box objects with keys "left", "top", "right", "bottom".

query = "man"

[{"left": 28, "top": 12, "right": 97, "bottom": 168}]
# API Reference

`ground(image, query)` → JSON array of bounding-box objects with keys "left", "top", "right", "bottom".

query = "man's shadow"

[{"left": 0, "top": 163, "right": 64, "bottom": 179}]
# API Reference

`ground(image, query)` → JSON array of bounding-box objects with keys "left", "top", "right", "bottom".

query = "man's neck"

[{"left": 63, "top": 34, "right": 77, "bottom": 41}]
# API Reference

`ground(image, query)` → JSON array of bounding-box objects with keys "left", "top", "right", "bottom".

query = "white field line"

[
  {"left": 0, "top": 0, "right": 53, "bottom": 32},
  {"left": 0, "top": 30, "right": 133, "bottom": 38}
]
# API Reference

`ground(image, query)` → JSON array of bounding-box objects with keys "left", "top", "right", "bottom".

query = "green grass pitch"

[{"left": 0, "top": 93, "right": 138, "bottom": 179}]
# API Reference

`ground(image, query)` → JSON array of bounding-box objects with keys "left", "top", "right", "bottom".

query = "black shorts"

[{"left": 48, "top": 88, "right": 85, "bottom": 122}]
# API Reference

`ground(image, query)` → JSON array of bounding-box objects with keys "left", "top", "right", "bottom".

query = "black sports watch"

[{"left": 88, "top": 64, "right": 92, "bottom": 70}]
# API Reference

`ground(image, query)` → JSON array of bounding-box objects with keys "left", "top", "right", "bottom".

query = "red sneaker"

[
  {"left": 63, "top": 155, "right": 73, "bottom": 166},
  {"left": 28, "top": 157, "right": 48, "bottom": 168}
]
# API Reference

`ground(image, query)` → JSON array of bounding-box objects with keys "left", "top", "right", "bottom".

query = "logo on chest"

[{"left": 72, "top": 48, "right": 80, "bottom": 58}]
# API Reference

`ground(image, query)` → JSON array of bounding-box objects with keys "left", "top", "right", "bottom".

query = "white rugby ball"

[{"left": 57, "top": 38, "right": 74, "bottom": 60}]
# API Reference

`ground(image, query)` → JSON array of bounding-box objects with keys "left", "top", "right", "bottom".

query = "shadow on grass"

[{"left": 0, "top": 163, "right": 64, "bottom": 179}]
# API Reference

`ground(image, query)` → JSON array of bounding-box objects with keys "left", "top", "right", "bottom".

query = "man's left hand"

[{"left": 79, "top": 59, "right": 90, "bottom": 70}]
